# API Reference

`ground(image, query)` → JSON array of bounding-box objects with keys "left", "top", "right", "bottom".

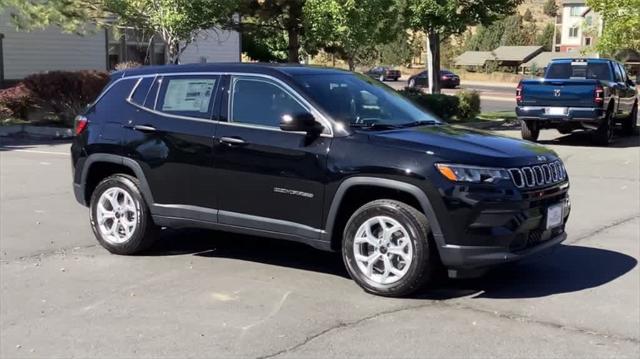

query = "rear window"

[
  {"left": 546, "top": 62, "right": 611, "bottom": 81},
  {"left": 129, "top": 77, "right": 154, "bottom": 105}
]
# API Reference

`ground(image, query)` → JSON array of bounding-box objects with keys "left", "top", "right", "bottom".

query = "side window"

[
  {"left": 229, "top": 77, "right": 307, "bottom": 128},
  {"left": 129, "top": 77, "right": 154, "bottom": 105},
  {"left": 156, "top": 76, "right": 218, "bottom": 119},
  {"left": 144, "top": 76, "right": 162, "bottom": 109},
  {"left": 613, "top": 63, "right": 623, "bottom": 82},
  {"left": 617, "top": 63, "right": 629, "bottom": 82}
]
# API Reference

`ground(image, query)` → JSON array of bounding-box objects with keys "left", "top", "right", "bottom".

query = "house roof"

[
  {"left": 521, "top": 51, "right": 597, "bottom": 68},
  {"left": 493, "top": 46, "right": 544, "bottom": 62},
  {"left": 454, "top": 51, "right": 496, "bottom": 66}
]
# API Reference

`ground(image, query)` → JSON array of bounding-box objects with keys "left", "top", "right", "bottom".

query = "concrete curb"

[{"left": 0, "top": 125, "right": 73, "bottom": 139}]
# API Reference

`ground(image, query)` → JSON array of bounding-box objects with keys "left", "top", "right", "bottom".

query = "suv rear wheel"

[
  {"left": 90, "top": 174, "right": 159, "bottom": 255},
  {"left": 342, "top": 199, "right": 437, "bottom": 297},
  {"left": 521, "top": 120, "right": 539, "bottom": 142}
]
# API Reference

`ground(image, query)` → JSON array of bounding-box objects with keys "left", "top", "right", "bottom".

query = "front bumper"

[
  {"left": 434, "top": 181, "right": 571, "bottom": 270},
  {"left": 516, "top": 106, "right": 605, "bottom": 123}
]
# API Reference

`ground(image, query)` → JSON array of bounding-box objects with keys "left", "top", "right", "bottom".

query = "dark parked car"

[
  {"left": 365, "top": 66, "right": 401, "bottom": 81},
  {"left": 408, "top": 70, "right": 460, "bottom": 89},
  {"left": 72, "top": 63, "right": 570, "bottom": 297},
  {"left": 517, "top": 58, "right": 638, "bottom": 145}
]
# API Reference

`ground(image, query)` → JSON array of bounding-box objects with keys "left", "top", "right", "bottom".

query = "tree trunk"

[
  {"left": 348, "top": 57, "right": 355, "bottom": 71},
  {"left": 426, "top": 31, "right": 441, "bottom": 94},
  {"left": 287, "top": 28, "right": 300, "bottom": 63}
]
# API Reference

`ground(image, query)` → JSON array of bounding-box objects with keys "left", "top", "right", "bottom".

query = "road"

[
  {"left": 387, "top": 79, "right": 515, "bottom": 113},
  {"left": 1, "top": 131, "right": 639, "bottom": 358}
]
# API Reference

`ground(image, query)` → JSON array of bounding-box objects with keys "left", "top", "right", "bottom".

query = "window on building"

[
  {"left": 584, "top": 37, "right": 592, "bottom": 46},
  {"left": 569, "top": 26, "right": 579, "bottom": 38},
  {"left": 108, "top": 29, "right": 167, "bottom": 70},
  {"left": 569, "top": 6, "right": 582, "bottom": 16}
]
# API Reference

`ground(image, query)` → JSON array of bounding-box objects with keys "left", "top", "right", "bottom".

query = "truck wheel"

[
  {"left": 622, "top": 102, "right": 638, "bottom": 136},
  {"left": 342, "top": 199, "right": 437, "bottom": 297},
  {"left": 593, "top": 109, "right": 614, "bottom": 146},
  {"left": 521, "top": 120, "right": 539, "bottom": 141},
  {"left": 90, "top": 174, "right": 159, "bottom": 255}
]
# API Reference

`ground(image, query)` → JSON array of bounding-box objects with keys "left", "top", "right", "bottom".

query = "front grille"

[{"left": 509, "top": 161, "right": 566, "bottom": 189}]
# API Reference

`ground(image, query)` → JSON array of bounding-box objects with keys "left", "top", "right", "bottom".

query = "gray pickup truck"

[{"left": 516, "top": 58, "right": 638, "bottom": 145}]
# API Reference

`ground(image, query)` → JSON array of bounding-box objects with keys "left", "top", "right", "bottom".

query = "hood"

[{"left": 368, "top": 124, "right": 558, "bottom": 167}]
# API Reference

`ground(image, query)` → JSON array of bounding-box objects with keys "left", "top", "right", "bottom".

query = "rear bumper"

[{"left": 516, "top": 106, "right": 605, "bottom": 123}]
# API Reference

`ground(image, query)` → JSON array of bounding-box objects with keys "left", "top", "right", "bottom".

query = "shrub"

[
  {"left": 114, "top": 61, "right": 142, "bottom": 71},
  {"left": 23, "top": 70, "right": 109, "bottom": 125},
  {"left": 398, "top": 87, "right": 460, "bottom": 120},
  {"left": 456, "top": 90, "right": 481, "bottom": 121},
  {"left": 0, "top": 83, "right": 34, "bottom": 120}
]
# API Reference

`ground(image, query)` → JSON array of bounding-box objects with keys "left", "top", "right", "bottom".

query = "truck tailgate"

[{"left": 520, "top": 79, "right": 599, "bottom": 107}]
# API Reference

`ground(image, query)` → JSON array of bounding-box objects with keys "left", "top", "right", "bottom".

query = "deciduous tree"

[
  {"left": 406, "top": 0, "right": 521, "bottom": 93},
  {"left": 586, "top": 0, "right": 640, "bottom": 54}
]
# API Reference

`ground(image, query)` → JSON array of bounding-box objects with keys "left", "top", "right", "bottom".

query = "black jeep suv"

[{"left": 72, "top": 63, "right": 570, "bottom": 297}]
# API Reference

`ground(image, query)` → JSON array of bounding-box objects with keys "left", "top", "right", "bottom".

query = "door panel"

[
  {"left": 124, "top": 75, "right": 220, "bottom": 209},
  {"left": 213, "top": 75, "right": 330, "bottom": 233}
]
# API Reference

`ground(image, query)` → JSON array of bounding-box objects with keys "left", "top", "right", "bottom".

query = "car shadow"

[
  {"left": 416, "top": 244, "right": 637, "bottom": 300},
  {"left": 146, "top": 229, "right": 636, "bottom": 299},
  {"left": 535, "top": 129, "right": 640, "bottom": 148}
]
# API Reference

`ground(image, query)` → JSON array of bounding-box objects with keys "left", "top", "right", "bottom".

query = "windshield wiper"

[
  {"left": 399, "top": 120, "right": 440, "bottom": 128},
  {"left": 349, "top": 123, "right": 400, "bottom": 130}
]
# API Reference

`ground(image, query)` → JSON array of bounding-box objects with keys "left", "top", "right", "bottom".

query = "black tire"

[
  {"left": 89, "top": 174, "right": 159, "bottom": 255},
  {"left": 342, "top": 199, "right": 437, "bottom": 297},
  {"left": 593, "top": 109, "right": 614, "bottom": 146},
  {"left": 521, "top": 120, "right": 539, "bottom": 142},
  {"left": 622, "top": 101, "right": 638, "bottom": 136}
]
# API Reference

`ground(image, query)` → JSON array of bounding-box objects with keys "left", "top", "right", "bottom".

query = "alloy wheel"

[
  {"left": 352, "top": 216, "right": 413, "bottom": 285},
  {"left": 96, "top": 187, "right": 138, "bottom": 244}
]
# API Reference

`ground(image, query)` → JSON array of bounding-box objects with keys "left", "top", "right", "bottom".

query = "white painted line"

[{"left": 0, "top": 149, "right": 70, "bottom": 156}]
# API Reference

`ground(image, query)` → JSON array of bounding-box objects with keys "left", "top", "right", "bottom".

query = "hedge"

[
  {"left": 1, "top": 70, "right": 109, "bottom": 126},
  {"left": 398, "top": 87, "right": 480, "bottom": 122}
]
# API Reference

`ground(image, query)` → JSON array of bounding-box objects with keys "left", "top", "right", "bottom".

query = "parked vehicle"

[
  {"left": 365, "top": 66, "right": 401, "bottom": 81},
  {"left": 516, "top": 58, "right": 638, "bottom": 145},
  {"left": 407, "top": 70, "right": 460, "bottom": 89},
  {"left": 72, "top": 63, "right": 570, "bottom": 297}
]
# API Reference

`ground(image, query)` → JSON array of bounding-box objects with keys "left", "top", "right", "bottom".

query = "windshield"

[
  {"left": 546, "top": 62, "right": 611, "bottom": 81},
  {"left": 293, "top": 73, "right": 441, "bottom": 128}
]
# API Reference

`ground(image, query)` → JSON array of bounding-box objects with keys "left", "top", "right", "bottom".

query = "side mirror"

[{"left": 280, "top": 112, "right": 322, "bottom": 134}]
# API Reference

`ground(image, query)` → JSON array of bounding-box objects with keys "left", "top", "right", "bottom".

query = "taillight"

[
  {"left": 516, "top": 82, "right": 523, "bottom": 103},
  {"left": 74, "top": 115, "right": 88, "bottom": 135},
  {"left": 594, "top": 84, "right": 604, "bottom": 106}
]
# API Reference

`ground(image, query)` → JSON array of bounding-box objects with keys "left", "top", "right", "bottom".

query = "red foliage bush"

[
  {"left": 23, "top": 70, "right": 109, "bottom": 124},
  {"left": 0, "top": 83, "right": 34, "bottom": 120}
]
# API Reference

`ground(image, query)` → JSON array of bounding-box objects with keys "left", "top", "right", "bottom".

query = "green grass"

[{"left": 477, "top": 110, "right": 517, "bottom": 122}]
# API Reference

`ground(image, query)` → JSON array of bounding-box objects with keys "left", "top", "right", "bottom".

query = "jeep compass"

[{"left": 71, "top": 63, "right": 570, "bottom": 297}]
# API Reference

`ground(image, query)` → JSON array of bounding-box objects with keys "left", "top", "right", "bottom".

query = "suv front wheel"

[
  {"left": 89, "top": 174, "right": 159, "bottom": 255},
  {"left": 342, "top": 199, "right": 437, "bottom": 297}
]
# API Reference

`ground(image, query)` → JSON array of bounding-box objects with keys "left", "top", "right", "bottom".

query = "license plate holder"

[
  {"left": 547, "top": 107, "right": 567, "bottom": 116},
  {"left": 546, "top": 204, "right": 563, "bottom": 229}
]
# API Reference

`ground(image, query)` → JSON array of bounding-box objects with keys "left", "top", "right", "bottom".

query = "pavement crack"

[
  {"left": 441, "top": 301, "right": 640, "bottom": 345},
  {"left": 567, "top": 214, "right": 639, "bottom": 245},
  {"left": 255, "top": 302, "right": 435, "bottom": 359}
]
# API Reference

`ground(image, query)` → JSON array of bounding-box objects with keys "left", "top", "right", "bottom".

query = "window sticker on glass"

[{"left": 162, "top": 79, "right": 215, "bottom": 113}]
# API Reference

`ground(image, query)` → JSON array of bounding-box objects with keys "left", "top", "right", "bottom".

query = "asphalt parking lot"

[{"left": 1, "top": 129, "right": 639, "bottom": 358}]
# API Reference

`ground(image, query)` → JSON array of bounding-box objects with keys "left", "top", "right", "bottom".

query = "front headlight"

[{"left": 435, "top": 163, "right": 511, "bottom": 183}]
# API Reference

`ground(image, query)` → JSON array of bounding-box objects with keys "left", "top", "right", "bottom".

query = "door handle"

[
  {"left": 132, "top": 125, "right": 157, "bottom": 133},
  {"left": 219, "top": 136, "right": 247, "bottom": 145}
]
